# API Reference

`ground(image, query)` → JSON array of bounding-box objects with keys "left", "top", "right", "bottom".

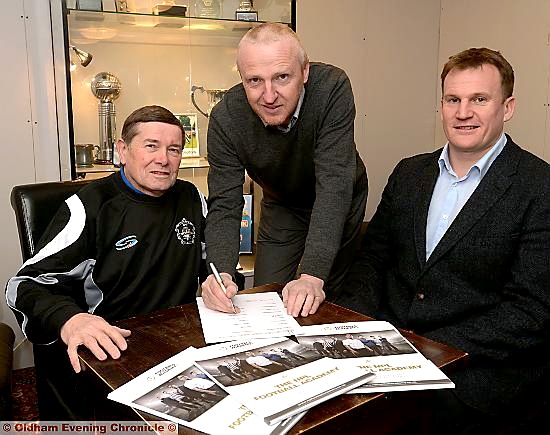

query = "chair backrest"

[{"left": 10, "top": 180, "right": 91, "bottom": 262}]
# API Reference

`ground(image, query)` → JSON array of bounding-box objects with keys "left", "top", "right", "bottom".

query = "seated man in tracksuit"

[{"left": 6, "top": 105, "right": 207, "bottom": 419}]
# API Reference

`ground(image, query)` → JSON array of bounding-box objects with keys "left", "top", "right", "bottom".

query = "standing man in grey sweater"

[{"left": 201, "top": 23, "right": 367, "bottom": 317}]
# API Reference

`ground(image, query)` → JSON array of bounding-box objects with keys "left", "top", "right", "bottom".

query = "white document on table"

[{"left": 196, "top": 292, "right": 302, "bottom": 344}]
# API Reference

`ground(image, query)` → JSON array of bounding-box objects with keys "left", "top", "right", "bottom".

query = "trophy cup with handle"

[
  {"left": 191, "top": 85, "right": 227, "bottom": 118},
  {"left": 91, "top": 72, "right": 122, "bottom": 165}
]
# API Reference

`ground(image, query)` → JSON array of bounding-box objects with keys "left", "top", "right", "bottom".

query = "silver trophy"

[
  {"left": 191, "top": 85, "right": 227, "bottom": 118},
  {"left": 91, "top": 72, "right": 122, "bottom": 164},
  {"left": 236, "top": 0, "right": 257, "bottom": 20}
]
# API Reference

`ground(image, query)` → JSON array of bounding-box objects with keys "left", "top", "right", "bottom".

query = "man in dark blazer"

[{"left": 339, "top": 48, "right": 550, "bottom": 433}]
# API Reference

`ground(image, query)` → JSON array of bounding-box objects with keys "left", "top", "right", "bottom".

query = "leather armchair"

[{"left": 10, "top": 180, "right": 91, "bottom": 261}]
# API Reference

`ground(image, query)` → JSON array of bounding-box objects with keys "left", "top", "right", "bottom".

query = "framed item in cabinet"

[
  {"left": 114, "top": 1, "right": 129, "bottom": 12},
  {"left": 76, "top": 0, "right": 103, "bottom": 11},
  {"left": 176, "top": 113, "right": 200, "bottom": 158},
  {"left": 240, "top": 194, "right": 253, "bottom": 254}
]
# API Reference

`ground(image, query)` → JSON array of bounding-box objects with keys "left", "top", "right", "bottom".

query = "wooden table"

[{"left": 79, "top": 283, "right": 467, "bottom": 434}]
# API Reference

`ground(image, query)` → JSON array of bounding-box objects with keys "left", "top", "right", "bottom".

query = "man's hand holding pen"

[{"left": 201, "top": 264, "right": 240, "bottom": 314}]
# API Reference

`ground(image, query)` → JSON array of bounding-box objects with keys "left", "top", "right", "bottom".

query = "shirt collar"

[
  {"left": 438, "top": 132, "right": 507, "bottom": 179},
  {"left": 119, "top": 166, "right": 145, "bottom": 195}
]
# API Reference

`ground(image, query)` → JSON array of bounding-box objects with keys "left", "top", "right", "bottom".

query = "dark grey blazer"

[{"left": 341, "top": 135, "right": 550, "bottom": 414}]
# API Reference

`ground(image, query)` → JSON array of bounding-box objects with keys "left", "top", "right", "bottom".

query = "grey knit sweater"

[{"left": 205, "top": 62, "right": 367, "bottom": 281}]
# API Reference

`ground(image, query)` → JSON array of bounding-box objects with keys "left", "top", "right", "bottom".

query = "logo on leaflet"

[{"left": 115, "top": 235, "right": 139, "bottom": 251}]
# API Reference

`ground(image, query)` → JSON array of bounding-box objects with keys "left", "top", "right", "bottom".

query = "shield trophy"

[
  {"left": 91, "top": 72, "right": 122, "bottom": 165},
  {"left": 191, "top": 85, "right": 227, "bottom": 118}
]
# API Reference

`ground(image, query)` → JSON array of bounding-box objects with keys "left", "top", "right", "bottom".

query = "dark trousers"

[
  {"left": 413, "top": 389, "right": 547, "bottom": 435},
  {"left": 33, "top": 342, "right": 91, "bottom": 420},
  {"left": 33, "top": 342, "right": 134, "bottom": 420},
  {"left": 254, "top": 190, "right": 367, "bottom": 300}
]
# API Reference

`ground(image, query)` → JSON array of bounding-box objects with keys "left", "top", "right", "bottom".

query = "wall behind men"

[
  {"left": 297, "top": 0, "right": 441, "bottom": 220},
  {"left": 437, "top": 0, "right": 550, "bottom": 161},
  {"left": 0, "top": 0, "right": 61, "bottom": 369},
  {"left": 299, "top": 0, "right": 550, "bottom": 222}
]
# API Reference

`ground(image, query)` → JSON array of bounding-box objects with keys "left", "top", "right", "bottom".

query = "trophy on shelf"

[
  {"left": 191, "top": 85, "right": 227, "bottom": 118},
  {"left": 235, "top": 0, "right": 258, "bottom": 21},
  {"left": 196, "top": 0, "right": 221, "bottom": 18},
  {"left": 91, "top": 72, "right": 122, "bottom": 165}
]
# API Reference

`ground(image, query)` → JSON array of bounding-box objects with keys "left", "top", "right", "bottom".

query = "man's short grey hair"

[{"left": 237, "top": 22, "right": 309, "bottom": 70}]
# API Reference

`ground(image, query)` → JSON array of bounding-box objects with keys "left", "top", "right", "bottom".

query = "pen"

[{"left": 209, "top": 262, "right": 237, "bottom": 314}]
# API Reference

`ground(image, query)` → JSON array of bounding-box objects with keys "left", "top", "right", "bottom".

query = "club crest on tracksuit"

[{"left": 175, "top": 218, "right": 195, "bottom": 245}]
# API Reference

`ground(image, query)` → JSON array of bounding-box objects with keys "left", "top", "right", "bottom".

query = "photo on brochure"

[
  {"left": 295, "top": 329, "right": 416, "bottom": 359},
  {"left": 132, "top": 365, "right": 226, "bottom": 422},
  {"left": 196, "top": 339, "right": 322, "bottom": 388}
]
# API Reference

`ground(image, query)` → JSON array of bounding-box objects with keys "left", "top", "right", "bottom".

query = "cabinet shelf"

[
  {"left": 68, "top": 9, "right": 289, "bottom": 46},
  {"left": 62, "top": 2, "right": 294, "bottom": 180}
]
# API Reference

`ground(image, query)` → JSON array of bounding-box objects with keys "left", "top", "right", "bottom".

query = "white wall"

[
  {"left": 298, "top": 0, "right": 550, "bottom": 220},
  {"left": 0, "top": 1, "right": 34, "bottom": 369},
  {"left": 437, "top": 0, "right": 550, "bottom": 161},
  {"left": 297, "top": 0, "right": 441, "bottom": 220},
  {"left": 1, "top": 1, "right": 63, "bottom": 368}
]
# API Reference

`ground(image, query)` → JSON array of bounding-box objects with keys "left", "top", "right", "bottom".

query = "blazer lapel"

[
  {"left": 424, "top": 139, "right": 520, "bottom": 270},
  {"left": 413, "top": 153, "right": 440, "bottom": 266}
]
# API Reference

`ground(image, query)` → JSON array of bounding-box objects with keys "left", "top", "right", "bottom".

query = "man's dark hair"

[
  {"left": 121, "top": 105, "right": 184, "bottom": 144},
  {"left": 441, "top": 47, "right": 515, "bottom": 100}
]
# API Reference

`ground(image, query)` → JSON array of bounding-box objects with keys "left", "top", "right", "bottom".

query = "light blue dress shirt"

[
  {"left": 425, "top": 133, "right": 507, "bottom": 259},
  {"left": 278, "top": 87, "right": 305, "bottom": 132}
]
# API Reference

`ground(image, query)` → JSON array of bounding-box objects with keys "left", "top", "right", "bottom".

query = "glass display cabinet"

[{"left": 55, "top": 0, "right": 295, "bottom": 184}]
